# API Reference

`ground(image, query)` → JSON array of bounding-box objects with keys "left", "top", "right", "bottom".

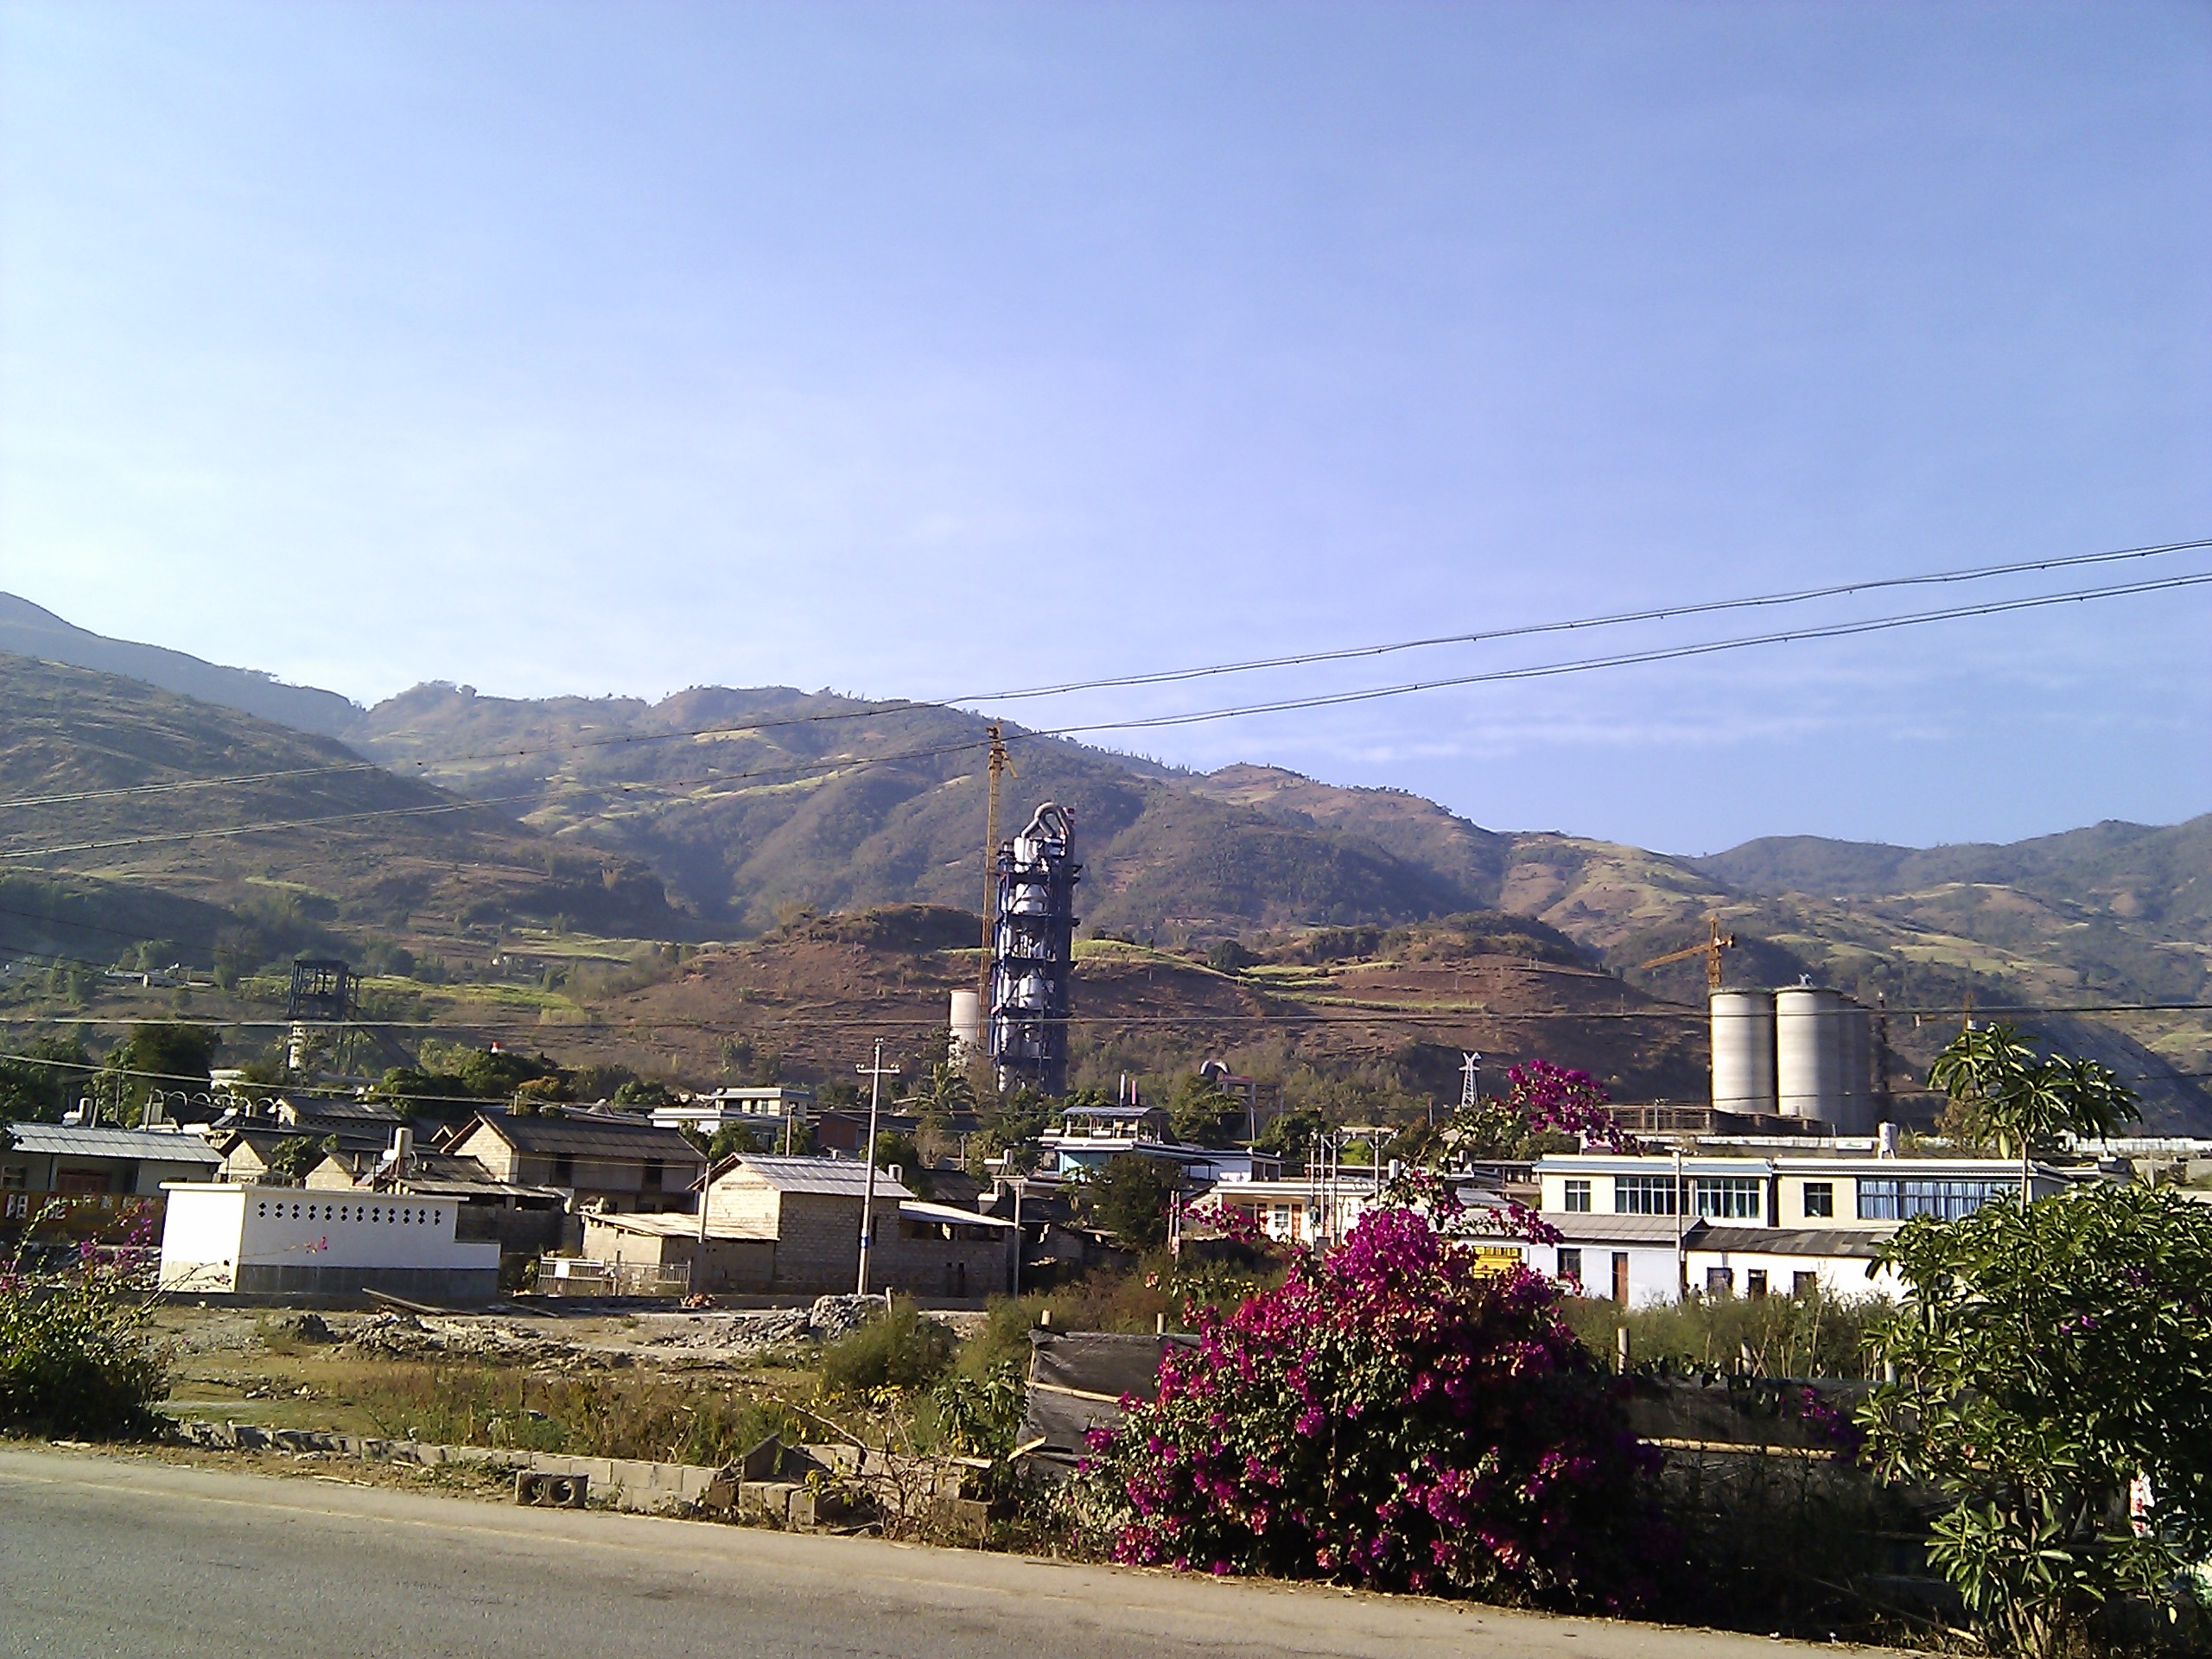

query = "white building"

[
  {"left": 1523, "top": 1147, "right": 2079, "bottom": 1306},
  {"left": 158, "top": 1182, "right": 500, "bottom": 1301}
]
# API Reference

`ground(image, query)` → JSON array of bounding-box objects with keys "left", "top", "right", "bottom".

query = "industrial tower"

[{"left": 988, "top": 801, "right": 1080, "bottom": 1096}]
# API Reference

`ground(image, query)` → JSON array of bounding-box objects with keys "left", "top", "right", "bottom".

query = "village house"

[
  {"left": 1, "top": 1122, "right": 223, "bottom": 1229},
  {"left": 576, "top": 1154, "right": 1017, "bottom": 1299},
  {"left": 442, "top": 1109, "right": 704, "bottom": 1215}
]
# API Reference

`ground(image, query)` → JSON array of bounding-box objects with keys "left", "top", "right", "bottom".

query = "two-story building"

[
  {"left": 1525, "top": 1147, "right": 2077, "bottom": 1306},
  {"left": 1040, "top": 1103, "right": 1281, "bottom": 1185},
  {"left": 442, "top": 1109, "right": 705, "bottom": 1215}
]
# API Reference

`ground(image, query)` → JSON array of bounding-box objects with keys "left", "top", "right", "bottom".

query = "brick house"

[
  {"left": 688, "top": 1155, "right": 1017, "bottom": 1299},
  {"left": 443, "top": 1110, "right": 705, "bottom": 1215}
]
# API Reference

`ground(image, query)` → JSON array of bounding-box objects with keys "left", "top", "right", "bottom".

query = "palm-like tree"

[{"left": 1928, "top": 1021, "right": 2139, "bottom": 1203}]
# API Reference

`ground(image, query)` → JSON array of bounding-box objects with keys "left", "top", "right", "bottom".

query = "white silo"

[
  {"left": 947, "top": 989, "right": 983, "bottom": 1062},
  {"left": 1709, "top": 989, "right": 1777, "bottom": 1115},
  {"left": 1834, "top": 1002, "right": 1873, "bottom": 1135},
  {"left": 1775, "top": 986, "right": 1845, "bottom": 1124}
]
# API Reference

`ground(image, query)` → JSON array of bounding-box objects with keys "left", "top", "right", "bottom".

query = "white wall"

[
  {"left": 159, "top": 1183, "right": 498, "bottom": 1291},
  {"left": 1685, "top": 1246, "right": 1898, "bottom": 1302},
  {"left": 1529, "top": 1242, "right": 1681, "bottom": 1308}
]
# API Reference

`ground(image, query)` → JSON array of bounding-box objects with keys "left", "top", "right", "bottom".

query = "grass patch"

[{"left": 1558, "top": 1287, "right": 1885, "bottom": 1379}]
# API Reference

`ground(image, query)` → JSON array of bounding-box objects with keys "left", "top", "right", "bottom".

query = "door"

[{"left": 1611, "top": 1251, "right": 1630, "bottom": 1305}]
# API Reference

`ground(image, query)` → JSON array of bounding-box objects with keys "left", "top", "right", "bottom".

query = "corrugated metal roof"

[
  {"left": 1692, "top": 1225, "right": 1893, "bottom": 1259},
  {"left": 1543, "top": 1213, "right": 1704, "bottom": 1245},
  {"left": 3, "top": 1123, "right": 223, "bottom": 1163},
  {"left": 899, "top": 1199, "right": 1018, "bottom": 1230},
  {"left": 724, "top": 1155, "right": 912, "bottom": 1199}
]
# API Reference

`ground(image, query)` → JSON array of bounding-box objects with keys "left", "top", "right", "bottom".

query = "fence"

[{"left": 536, "top": 1256, "right": 691, "bottom": 1298}]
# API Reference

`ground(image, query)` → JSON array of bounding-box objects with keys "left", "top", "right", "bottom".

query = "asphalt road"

[{"left": 0, "top": 1446, "right": 1876, "bottom": 1659}]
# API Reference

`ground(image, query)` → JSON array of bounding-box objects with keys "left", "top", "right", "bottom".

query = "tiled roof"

[
  {"left": 3, "top": 1123, "right": 223, "bottom": 1164},
  {"left": 723, "top": 1155, "right": 912, "bottom": 1199},
  {"left": 463, "top": 1112, "right": 704, "bottom": 1161}
]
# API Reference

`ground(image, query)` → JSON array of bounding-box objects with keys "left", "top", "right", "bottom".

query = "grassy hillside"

[
  {"left": 0, "top": 653, "right": 683, "bottom": 967},
  {"left": 350, "top": 683, "right": 1491, "bottom": 936}
]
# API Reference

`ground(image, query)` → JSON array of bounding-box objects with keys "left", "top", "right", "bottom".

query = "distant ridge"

[{"left": 0, "top": 592, "right": 364, "bottom": 739}]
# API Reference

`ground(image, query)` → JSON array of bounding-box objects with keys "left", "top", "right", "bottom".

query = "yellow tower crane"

[{"left": 1637, "top": 912, "right": 1738, "bottom": 990}]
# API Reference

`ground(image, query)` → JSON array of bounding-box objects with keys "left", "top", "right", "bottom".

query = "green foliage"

[
  {"left": 1166, "top": 1072, "right": 1239, "bottom": 1147},
  {"left": 1928, "top": 1021, "right": 2140, "bottom": 1160},
  {"left": 818, "top": 1301, "right": 959, "bottom": 1395},
  {"left": 99, "top": 1022, "right": 217, "bottom": 1124},
  {"left": 0, "top": 1211, "right": 168, "bottom": 1439},
  {"left": 264, "top": 1135, "right": 321, "bottom": 1183},
  {"left": 1205, "top": 938, "right": 1255, "bottom": 974},
  {"left": 1251, "top": 1107, "right": 1332, "bottom": 1169},
  {"left": 0, "top": 1033, "right": 92, "bottom": 1122},
  {"left": 1080, "top": 1154, "right": 1174, "bottom": 1250},
  {"left": 1859, "top": 1183, "right": 2212, "bottom": 1656},
  {"left": 929, "top": 1361, "right": 1027, "bottom": 1461},
  {"left": 704, "top": 1122, "right": 764, "bottom": 1161},
  {"left": 1555, "top": 1286, "right": 1886, "bottom": 1380}
]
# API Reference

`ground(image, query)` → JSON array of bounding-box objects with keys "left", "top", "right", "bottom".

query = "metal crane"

[{"left": 1637, "top": 912, "right": 1738, "bottom": 990}]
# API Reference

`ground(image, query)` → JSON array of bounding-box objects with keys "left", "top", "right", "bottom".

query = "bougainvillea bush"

[
  {"left": 1447, "top": 1058, "right": 1639, "bottom": 1159},
  {"left": 1071, "top": 1205, "right": 1660, "bottom": 1608}
]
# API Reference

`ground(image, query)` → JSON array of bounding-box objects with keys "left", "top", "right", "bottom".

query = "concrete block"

[{"left": 515, "top": 1470, "right": 589, "bottom": 1508}]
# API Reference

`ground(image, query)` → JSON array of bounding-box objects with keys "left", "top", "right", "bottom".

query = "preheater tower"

[{"left": 988, "top": 802, "right": 1080, "bottom": 1096}]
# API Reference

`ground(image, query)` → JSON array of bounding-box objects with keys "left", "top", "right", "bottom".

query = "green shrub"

[
  {"left": 818, "top": 1302, "right": 957, "bottom": 1394},
  {"left": 0, "top": 1222, "right": 168, "bottom": 1440}
]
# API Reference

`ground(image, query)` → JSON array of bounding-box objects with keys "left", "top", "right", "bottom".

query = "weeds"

[
  {"left": 818, "top": 1302, "right": 957, "bottom": 1394},
  {"left": 1558, "top": 1287, "right": 1885, "bottom": 1379},
  {"left": 0, "top": 1205, "right": 168, "bottom": 1440}
]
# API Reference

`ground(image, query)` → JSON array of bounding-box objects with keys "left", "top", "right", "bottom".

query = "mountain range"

[{"left": 2, "top": 592, "right": 2204, "bottom": 1126}]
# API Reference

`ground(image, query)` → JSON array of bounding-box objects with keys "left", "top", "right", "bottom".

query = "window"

[
  {"left": 1705, "top": 1266, "right": 1733, "bottom": 1296},
  {"left": 1745, "top": 1270, "right": 1768, "bottom": 1298},
  {"left": 1615, "top": 1174, "right": 1681, "bottom": 1215},
  {"left": 1859, "top": 1178, "right": 2018, "bottom": 1221},
  {"left": 1694, "top": 1177, "right": 1763, "bottom": 1220},
  {"left": 643, "top": 1159, "right": 664, "bottom": 1192},
  {"left": 1802, "top": 1181, "right": 1834, "bottom": 1218},
  {"left": 1561, "top": 1179, "right": 1592, "bottom": 1213},
  {"left": 1, "top": 1165, "right": 24, "bottom": 1191},
  {"left": 553, "top": 1154, "right": 576, "bottom": 1187},
  {"left": 1792, "top": 1272, "right": 1817, "bottom": 1296},
  {"left": 1557, "top": 1247, "right": 1583, "bottom": 1284}
]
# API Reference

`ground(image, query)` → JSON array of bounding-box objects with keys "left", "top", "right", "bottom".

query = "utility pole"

[
  {"left": 855, "top": 1042, "right": 899, "bottom": 1297},
  {"left": 1673, "top": 1143, "right": 1688, "bottom": 1301}
]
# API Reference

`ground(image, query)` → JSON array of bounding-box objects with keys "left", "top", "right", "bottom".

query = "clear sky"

[{"left": 2, "top": 2, "right": 2207, "bottom": 855}]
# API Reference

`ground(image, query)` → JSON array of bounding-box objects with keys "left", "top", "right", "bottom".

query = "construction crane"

[{"left": 1637, "top": 912, "right": 1738, "bottom": 990}]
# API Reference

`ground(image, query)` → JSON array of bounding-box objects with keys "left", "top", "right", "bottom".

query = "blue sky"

[{"left": 2, "top": 2, "right": 2207, "bottom": 855}]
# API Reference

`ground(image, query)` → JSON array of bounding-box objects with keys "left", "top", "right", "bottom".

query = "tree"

[
  {"left": 1929, "top": 1022, "right": 2139, "bottom": 1201},
  {"left": 1167, "top": 1072, "right": 1239, "bottom": 1147},
  {"left": 1859, "top": 1184, "right": 2212, "bottom": 1657},
  {"left": 1075, "top": 1205, "right": 1657, "bottom": 1605},
  {"left": 264, "top": 1136, "right": 321, "bottom": 1184},
  {"left": 0, "top": 1034, "right": 92, "bottom": 1122},
  {"left": 1443, "top": 1059, "right": 1632, "bottom": 1160},
  {"left": 1081, "top": 1153, "right": 1173, "bottom": 1250},
  {"left": 99, "top": 1023, "right": 217, "bottom": 1125}
]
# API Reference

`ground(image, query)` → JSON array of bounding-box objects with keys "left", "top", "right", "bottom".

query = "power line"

[
  {"left": 6, "top": 566, "right": 2207, "bottom": 864},
  {"left": 5, "top": 533, "right": 2204, "bottom": 814},
  {"left": 966, "top": 535, "right": 2212, "bottom": 702}
]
